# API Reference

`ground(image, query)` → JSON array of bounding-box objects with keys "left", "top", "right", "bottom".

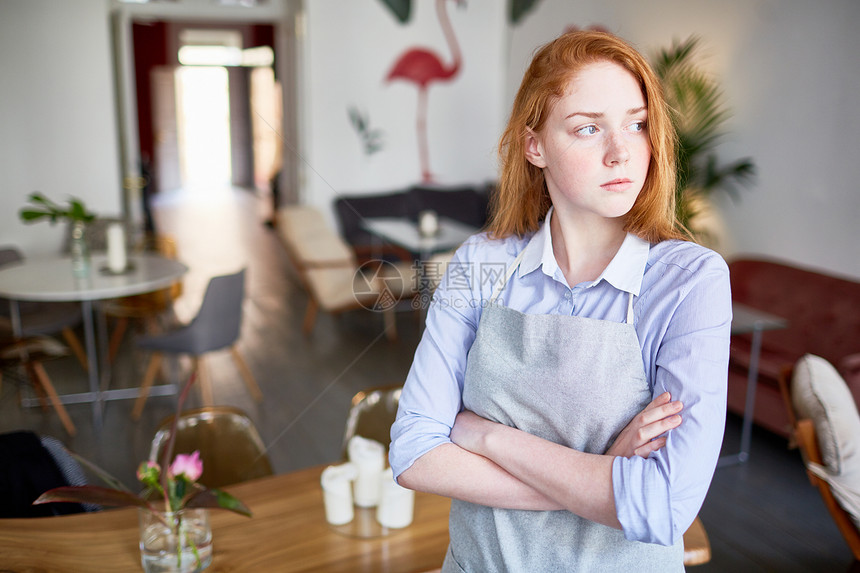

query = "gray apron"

[{"left": 442, "top": 249, "right": 684, "bottom": 572}]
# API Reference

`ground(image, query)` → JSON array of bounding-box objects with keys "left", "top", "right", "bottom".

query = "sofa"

[
  {"left": 333, "top": 183, "right": 492, "bottom": 262},
  {"left": 727, "top": 257, "right": 860, "bottom": 437}
]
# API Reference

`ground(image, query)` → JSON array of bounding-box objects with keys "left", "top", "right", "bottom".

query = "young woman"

[{"left": 389, "top": 30, "right": 732, "bottom": 572}]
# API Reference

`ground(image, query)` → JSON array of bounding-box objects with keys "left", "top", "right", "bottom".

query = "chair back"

[
  {"left": 0, "top": 431, "right": 89, "bottom": 517},
  {"left": 0, "top": 247, "right": 23, "bottom": 268},
  {"left": 149, "top": 406, "right": 273, "bottom": 489},
  {"left": 182, "top": 269, "right": 246, "bottom": 354},
  {"left": 779, "top": 363, "right": 860, "bottom": 560},
  {"left": 342, "top": 385, "right": 402, "bottom": 457}
]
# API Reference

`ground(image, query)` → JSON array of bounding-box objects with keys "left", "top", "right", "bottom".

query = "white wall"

[
  {"left": 0, "top": 0, "right": 122, "bottom": 257},
  {"left": 507, "top": 0, "right": 860, "bottom": 280},
  {"left": 3, "top": 0, "right": 858, "bottom": 282},
  {"left": 302, "top": 0, "right": 506, "bottom": 220}
]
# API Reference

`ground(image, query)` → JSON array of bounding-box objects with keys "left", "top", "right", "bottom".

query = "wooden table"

[{"left": 0, "top": 464, "right": 451, "bottom": 572}]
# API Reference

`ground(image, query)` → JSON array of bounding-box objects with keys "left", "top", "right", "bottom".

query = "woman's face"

[{"left": 526, "top": 60, "right": 651, "bottom": 225}]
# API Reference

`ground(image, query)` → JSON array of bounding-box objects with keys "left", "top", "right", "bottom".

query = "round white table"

[{"left": 0, "top": 253, "right": 188, "bottom": 429}]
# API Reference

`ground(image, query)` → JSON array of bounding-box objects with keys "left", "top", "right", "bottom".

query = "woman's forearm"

[
  {"left": 397, "top": 442, "right": 563, "bottom": 511},
  {"left": 452, "top": 412, "right": 620, "bottom": 529}
]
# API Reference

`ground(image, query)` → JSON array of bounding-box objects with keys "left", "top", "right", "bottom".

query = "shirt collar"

[{"left": 518, "top": 207, "right": 650, "bottom": 295}]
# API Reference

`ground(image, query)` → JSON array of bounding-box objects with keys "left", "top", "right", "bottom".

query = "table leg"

[
  {"left": 718, "top": 327, "right": 763, "bottom": 467},
  {"left": 81, "top": 300, "right": 103, "bottom": 430}
]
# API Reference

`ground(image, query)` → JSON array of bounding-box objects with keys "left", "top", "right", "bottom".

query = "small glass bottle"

[{"left": 70, "top": 220, "right": 90, "bottom": 278}]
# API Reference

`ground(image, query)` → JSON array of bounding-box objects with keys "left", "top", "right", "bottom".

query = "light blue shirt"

[{"left": 390, "top": 209, "right": 732, "bottom": 546}]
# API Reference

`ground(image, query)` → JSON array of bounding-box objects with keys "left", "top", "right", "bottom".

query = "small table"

[
  {"left": 718, "top": 301, "right": 789, "bottom": 467},
  {"left": 363, "top": 216, "right": 477, "bottom": 261},
  {"left": 0, "top": 464, "right": 452, "bottom": 572},
  {"left": 364, "top": 217, "right": 477, "bottom": 326},
  {"left": 0, "top": 253, "right": 188, "bottom": 429}
]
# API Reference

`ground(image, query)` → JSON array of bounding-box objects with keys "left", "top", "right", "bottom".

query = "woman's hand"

[{"left": 606, "top": 392, "right": 682, "bottom": 459}]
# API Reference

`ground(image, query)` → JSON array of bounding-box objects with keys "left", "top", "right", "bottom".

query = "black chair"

[
  {"left": 405, "top": 184, "right": 491, "bottom": 229},
  {"left": 0, "top": 430, "right": 90, "bottom": 518}
]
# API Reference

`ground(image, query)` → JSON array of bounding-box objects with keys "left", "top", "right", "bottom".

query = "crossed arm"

[{"left": 398, "top": 392, "right": 683, "bottom": 529}]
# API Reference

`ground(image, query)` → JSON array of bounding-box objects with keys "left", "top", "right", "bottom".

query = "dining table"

[
  {"left": 0, "top": 253, "right": 188, "bottom": 430},
  {"left": 0, "top": 463, "right": 451, "bottom": 572}
]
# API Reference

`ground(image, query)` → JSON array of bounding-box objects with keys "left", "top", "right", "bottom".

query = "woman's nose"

[{"left": 604, "top": 132, "right": 630, "bottom": 166}]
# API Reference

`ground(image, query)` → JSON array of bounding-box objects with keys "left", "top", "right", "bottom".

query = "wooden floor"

[{"left": 0, "top": 187, "right": 854, "bottom": 572}]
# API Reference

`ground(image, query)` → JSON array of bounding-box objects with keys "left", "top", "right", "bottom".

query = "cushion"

[{"left": 792, "top": 354, "right": 860, "bottom": 528}]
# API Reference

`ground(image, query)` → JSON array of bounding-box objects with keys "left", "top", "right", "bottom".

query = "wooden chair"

[
  {"left": 779, "top": 364, "right": 860, "bottom": 566},
  {"left": 149, "top": 406, "right": 273, "bottom": 489},
  {"left": 132, "top": 269, "right": 262, "bottom": 420},
  {"left": 0, "top": 337, "right": 76, "bottom": 436},
  {"left": 0, "top": 247, "right": 88, "bottom": 373},
  {"left": 276, "top": 206, "right": 414, "bottom": 341},
  {"left": 101, "top": 235, "right": 183, "bottom": 363},
  {"left": 341, "top": 384, "right": 402, "bottom": 458},
  {"left": 683, "top": 516, "right": 712, "bottom": 566}
]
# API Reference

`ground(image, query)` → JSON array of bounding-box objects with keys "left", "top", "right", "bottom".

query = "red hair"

[{"left": 488, "top": 30, "right": 688, "bottom": 243}]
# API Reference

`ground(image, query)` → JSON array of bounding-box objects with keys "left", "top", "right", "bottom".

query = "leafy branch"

[{"left": 19, "top": 192, "right": 96, "bottom": 225}]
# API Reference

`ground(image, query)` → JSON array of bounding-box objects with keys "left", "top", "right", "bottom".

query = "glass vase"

[
  {"left": 138, "top": 506, "right": 213, "bottom": 573},
  {"left": 70, "top": 220, "right": 90, "bottom": 278}
]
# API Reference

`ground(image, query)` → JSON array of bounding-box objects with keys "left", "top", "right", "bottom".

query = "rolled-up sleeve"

[
  {"left": 613, "top": 252, "right": 732, "bottom": 545},
  {"left": 389, "top": 242, "right": 483, "bottom": 481}
]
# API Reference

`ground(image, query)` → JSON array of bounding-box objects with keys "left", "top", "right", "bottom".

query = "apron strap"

[
  {"left": 626, "top": 291, "right": 635, "bottom": 325},
  {"left": 489, "top": 249, "right": 528, "bottom": 304}
]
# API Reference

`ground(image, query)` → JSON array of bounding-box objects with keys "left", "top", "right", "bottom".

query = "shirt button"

[{"left": 564, "top": 291, "right": 571, "bottom": 299}]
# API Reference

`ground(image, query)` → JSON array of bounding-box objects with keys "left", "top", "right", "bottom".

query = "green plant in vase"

[
  {"left": 651, "top": 37, "right": 756, "bottom": 241},
  {"left": 34, "top": 374, "right": 251, "bottom": 572},
  {"left": 19, "top": 192, "right": 97, "bottom": 225},
  {"left": 19, "top": 192, "right": 98, "bottom": 277}
]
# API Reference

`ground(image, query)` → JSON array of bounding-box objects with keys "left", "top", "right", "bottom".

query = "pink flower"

[{"left": 169, "top": 451, "right": 203, "bottom": 483}]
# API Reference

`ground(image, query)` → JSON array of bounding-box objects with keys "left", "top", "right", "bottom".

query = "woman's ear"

[{"left": 524, "top": 128, "right": 546, "bottom": 168}]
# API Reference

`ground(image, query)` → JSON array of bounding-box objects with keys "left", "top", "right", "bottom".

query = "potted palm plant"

[{"left": 652, "top": 37, "right": 756, "bottom": 242}]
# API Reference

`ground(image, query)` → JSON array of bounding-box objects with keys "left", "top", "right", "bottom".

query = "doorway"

[
  {"left": 175, "top": 65, "right": 232, "bottom": 192},
  {"left": 131, "top": 21, "right": 281, "bottom": 200}
]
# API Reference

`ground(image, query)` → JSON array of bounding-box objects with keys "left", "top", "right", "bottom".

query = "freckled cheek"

[{"left": 633, "top": 142, "right": 652, "bottom": 176}]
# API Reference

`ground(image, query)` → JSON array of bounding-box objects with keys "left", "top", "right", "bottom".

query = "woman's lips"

[{"left": 601, "top": 178, "right": 633, "bottom": 192}]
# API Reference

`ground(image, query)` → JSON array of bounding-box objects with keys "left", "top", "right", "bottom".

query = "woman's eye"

[
  {"left": 629, "top": 121, "right": 647, "bottom": 132},
  {"left": 575, "top": 125, "right": 598, "bottom": 136}
]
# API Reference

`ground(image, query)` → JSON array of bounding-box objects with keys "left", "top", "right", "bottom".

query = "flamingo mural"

[{"left": 385, "top": 0, "right": 464, "bottom": 183}]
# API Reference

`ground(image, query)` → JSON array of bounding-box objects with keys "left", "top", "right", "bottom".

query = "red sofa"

[{"left": 727, "top": 257, "right": 860, "bottom": 437}]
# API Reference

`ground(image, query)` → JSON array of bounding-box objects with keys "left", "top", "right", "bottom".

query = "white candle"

[
  {"left": 106, "top": 222, "right": 127, "bottom": 273},
  {"left": 418, "top": 210, "right": 439, "bottom": 238},
  {"left": 347, "top": 436, "right": 385, "bottom": 508},
  {"left": 376, "top": 467, "right": 414, "bottom": 529},
  {"left": 320, "top": 463, "right": 357, "bottom": 525}
]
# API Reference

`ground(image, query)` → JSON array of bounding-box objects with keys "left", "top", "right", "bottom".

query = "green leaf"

[
  {"left": 26, "top": 192, "right": 52, "bottom": 206},
  {"left": 510, "top": 0, "right": 539, "bottom": 25},
  {"left": 378, "top": 0, "right": 411, "bottom": 23},
  {"left": 18, "top": 209, "right": 51, "bottom": 222},
  {"left": 185, "top": 488, "right": 252, "bottom": 517},
  {"left": 34, "top": 486, "right": 150, "bottom": 509}
]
